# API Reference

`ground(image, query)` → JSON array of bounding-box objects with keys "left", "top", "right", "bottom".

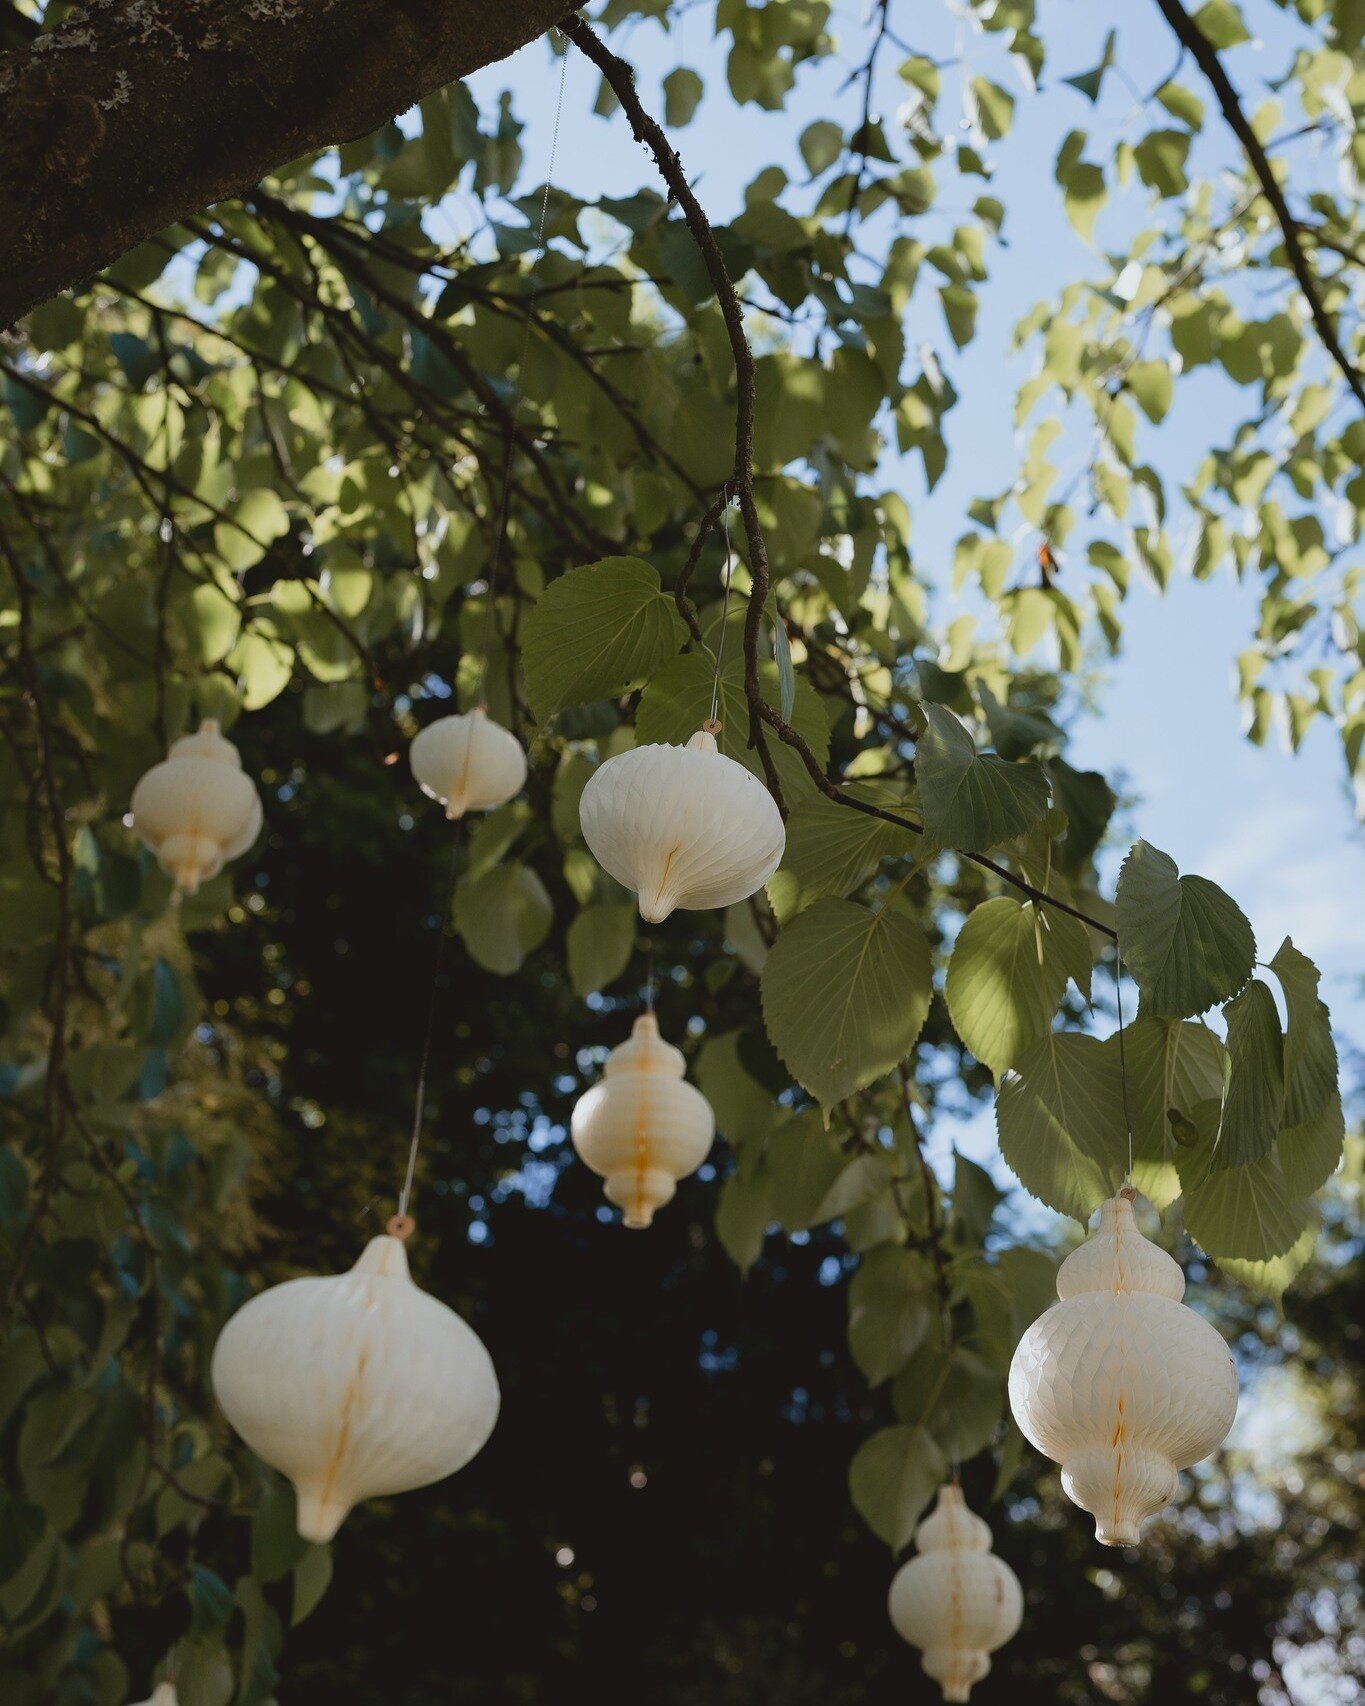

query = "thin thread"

[
  {"left": 397, "top": 824, "right": 465, "bottom": 1219},
  {"left": 1114, "top": 944, "right": 1135, "bottom": 1185},
  {"left": 709, "top": 487, "right": 735, "bottom": 725},
  {"left": 644, "top": 937, "right": 656, "bottom": 1013},
  {"left": 475, "top": 36, "right": 571, "bottom": 701}
]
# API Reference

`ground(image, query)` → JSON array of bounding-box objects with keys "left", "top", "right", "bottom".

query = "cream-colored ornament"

[
  {"left": 1008, "top": 1190, "right": 1238, "bottom": 1545},
  {"left": 888, "top": 1483, "right": 1023, "bottom": 1703},
  {"left": 211, "top": 1230, "right": 499, "bottom": 1543},
  {"left": 127, "top": 1686, "right": 177, "bottom": 1706},
  {"left": 571, "top": 1012, "right": 715, "bottom": 1227},
  {"left": 129, "top": 718, "right": 262, "bottom": 894},
  {"left": 578, "top": 725, "right": 785, "bottom": 923},
  {"left": 409, "top": 707, "right": 526, "bottom": 819}
]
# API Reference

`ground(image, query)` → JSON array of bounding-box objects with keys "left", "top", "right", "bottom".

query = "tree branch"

[
  {"left": 560, "top": 11, "right": 787, "bottom": 811},
  {"left": 1152, "top": 0, "right": 1365, "bottom": 415},
  {"left": 0, "top": 0, "right": 576, "bottom": 325}
]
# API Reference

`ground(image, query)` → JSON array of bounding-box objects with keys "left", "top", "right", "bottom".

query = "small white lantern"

[
  {"left": 570, "top": 1012, "right": 715, "bottom": 1227},
  {"left": 1008, "top": 1190, "right": 1238, "bottom": 1545},
  {"left": 127, "top": 1686, "right": 177, "bottom": 1706},
  {"left": 888, "top": 1483, "right": 1023, "bottom": 1703},
  {"left": 578, "top": 724, "right": 785, "bottom": 923},
  {"left": 211, "top": 1228, "right": 499, "bottom": 1543},
  {"left": 409, "top": 707, "right": 526, "bottom": 819},
  {"left": 129, "top": 718, "right": 262, "bottom": 893}
]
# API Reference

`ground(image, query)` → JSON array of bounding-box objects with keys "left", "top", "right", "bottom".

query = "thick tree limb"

[
  {"left": 1153, "top": 0, "right": 1365, "bottom": 416},
  {"left": 0, "top": 0, "right": 574, "bottom": 326}
]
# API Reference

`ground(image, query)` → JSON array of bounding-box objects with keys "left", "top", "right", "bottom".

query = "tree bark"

[{"left": 0, "top": 0, "right": 575, "bottom": 327}]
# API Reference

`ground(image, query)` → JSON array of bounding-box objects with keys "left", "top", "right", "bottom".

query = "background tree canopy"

[{"left": 0, "top": 1, "right": 1362, "bottom": 1702}]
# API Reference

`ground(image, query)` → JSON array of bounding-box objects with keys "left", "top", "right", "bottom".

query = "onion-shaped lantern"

[
  {"left": 578, "top": 725, "right": 785, "bottom": 923},
  {"left": 129, "top": 718, "right": 262, "bottom": 893},
  {"left": 888, "top": 1483, "right": 1023, "bottom": 1703},
  {"left": 1008, "top": 1189, "right": 1238, "bottom": 1545},
  {"left": 409, "top": 707, "right": 526, "bottom": 819},
  {"left": 127, "top": 1686, "right": 177, "bottom": 1706},
  {"left": 211, "top": 1229, "right": 499, "bottom": 1543},
  {"left": 571, "top": 1013, "right": 715, "bottom": 1227}
]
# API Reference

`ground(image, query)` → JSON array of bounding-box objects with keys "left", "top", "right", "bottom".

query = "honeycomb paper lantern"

[
  {"left": 578, "top": 725, "right": 785, "bottom": 923},
  {"left": 571, "top": 1012, "right": 715, "bottom": 1227},
  {"left": 130, "top": 718, "right": 262, "bottom": 894},
  {"left": 1008, "top": 1190, "right": 1238, "bottom": 1545},
  {"left": 409, "top": 707, "right": 526, "bottom": 819},
  {"left": 888, "top": 1483, "right": 1023, "bottom": 1703},
  {"left": 211, "top": 1230, "right": 499, "bottom": 1543}
]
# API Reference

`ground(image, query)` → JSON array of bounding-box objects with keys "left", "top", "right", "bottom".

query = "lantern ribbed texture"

[
  {"left": 578, "top": 727, "right": 785, "bottom": 922},
  {"left": 887, "top": 1483, "right": 1023, "bottom": 1703},
  {"left": 211, "top": 1235, "right": 499, "bottom": 1543},
  {"left": 570, "top": 1013, "right": 715, "bottom": 1227},
  {"left": 129, "top": 718, "right": 262, "bottom": 894},
  {"left": 1008, "top": 1191, "right": 1238, "bottom": 1545},
  {"left": 409, "top": 707, "right": 527, "bottom": 819}
]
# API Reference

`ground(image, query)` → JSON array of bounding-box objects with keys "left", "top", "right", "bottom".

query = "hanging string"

[
  {"left": 1114, "top": 943, "right": 1136, "bottom": 1189},
  {"left": 474, "top": 35, "right": 572, "bottom": 704},
  {"left": 393, "top": 823, "right": 465, "bottom": 1231},
  {"left": 644, "top": 936, "right": 656, "bottom": 1014},
  {"left": 708, "top": 486, "right": 735, "bottom": 727}
]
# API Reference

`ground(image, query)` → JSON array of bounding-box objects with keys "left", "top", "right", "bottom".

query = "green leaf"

[
  {"left": 1045, "top": 759, "right": 1116, "bottom": 873},
  {"left": 1182, "top": 1149, "right": 1312, "bottom": 1262},
  {"left": 849, "top": 1424, "right": 947, "bottom": 1551},
  {"left": 1216, "top": 1221, "right": 1318, "bottom": 1298},
  {"left": 1128, "top": 360, "right": 1173, "bottom": 424},
  {"left": 996, "top": 1031, "right": 1128, "bottom": 1221},
  {"left": 945, "top": 897, "right": 1080, "bottom": 1076},
  {"left": 1194, "top": 0, "right": 1251, "bottom": 48},
  {"left": 1116, "top": 840, "right": 1255, "bottom": 1017},
  {"left": 452, "top": 864, "right": 553, "bottom": 976},
  {"left": 1267, "top": 938, "right": 1322, "bottom": 1100},
  {"left": 764, "top": 1110, "right": 849, "bottom": 1232},
  {"left": 1213, "top": 980, "right": 1283, "bottom": 1170},
  {"left": 1117, "top": 1016, "right": 1224, "bottom": 1209},
  {"left": 766, "top": 787, "right": 915, "bottom": 922},
  {"left": 891, "top": 1343, "right": 1002, "bottom": 1462},
  {"left": 916, "top": 705, "right": 1049, "bottom": 852},
  {"left": 715, "top": 1170, "right": 772, "bottom": 1275},
  {"left": 770, "top": 598, "right": 796, "bottom": 722},
  {"left": 847, "top": 1246, "right": 933, "bottom": 1386},
  {"left": 565, "top": 903, "right": 636, "bottom": 997},
  {"left": 1278, "top": 1087, "right": 1345, "bottom": 1200},
  {"left": 760, "top": 899, "right": 933, "bottom": 1107},
  {"left": 291, "top": 1545, "right": 332, "bottom": 1628},
  {"left": 662, "top": 67, "right": 704, "bottom": 127},
  {"left": 634, "top": 644, "right": 830, "bottom": 804},
  {"left": 520, "top": 556, "right": 686, "bottom": 720}
]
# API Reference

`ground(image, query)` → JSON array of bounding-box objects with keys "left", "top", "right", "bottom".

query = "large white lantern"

[
  {"left": 570, "top": 1012, "right": 715, "bottom": 1227},
  {"left": 578, "top": 725, "right": 785, "bottom": 923},
  {"left": 211, "top": 1229, "right": 499, "bottom": 1543},
  {"left": 129, "top": 718, "right": 262, "bottom": 894},
  {"left": 888, "top": 1483, "right": 1023, "bottom": 1703},
  {"left": 409, "top": 706, "right": 526, "bottom": 819},
  {"left": 1008, "top": 1190, "right": 1238, "bottom": 1545}
]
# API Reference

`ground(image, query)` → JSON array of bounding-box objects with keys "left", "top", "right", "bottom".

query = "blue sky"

[{"left": 464, "top": 3, "right": 1365, "bottom": 1116}]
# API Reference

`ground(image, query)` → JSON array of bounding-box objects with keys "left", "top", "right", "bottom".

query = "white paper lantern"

[
  {"left": 571, "top": 1012, "right": 715, "bottom": 1227},
  {"left": 129, "top": 718, "right": 262, "bottom": 894},
  {"left": 127, "top": 1686, "right": 177, "bottom": 1706},
  {"left": 1008, "top": 1190, "right": 1237, "bottom": 1545},
  {"left": 888, "top": 1483, "right": 1023, "bottom": 1703},
  {"left": 409, "top": 707, "right": 526, "bottom": 819},
  {"left": 578, "top": 725, "right": 785, "bottom": 923},
  {"left": 211, "top": 1230, "right": 499, "bottom": 1543}
]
